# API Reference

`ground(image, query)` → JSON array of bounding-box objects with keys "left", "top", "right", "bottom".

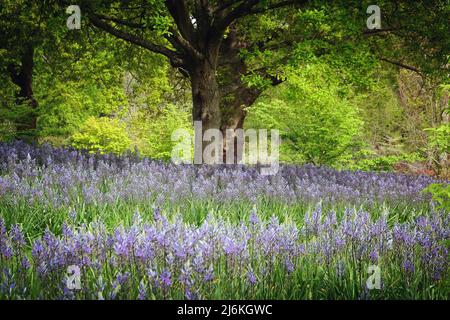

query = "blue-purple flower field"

[{"left": 0, "top": 141, "right": 448, "bottom": 299}]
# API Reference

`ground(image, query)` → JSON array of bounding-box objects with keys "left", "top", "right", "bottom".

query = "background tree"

[{"left": 0, "top": 0, "right": 60, "bottom": 139}]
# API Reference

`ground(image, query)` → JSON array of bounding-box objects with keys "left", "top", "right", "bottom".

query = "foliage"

[
  {"left": 352, "top": 72, "right": 404, "bottom": 153},
  {"left": 246, "top": 63, "right": 363, "bottom": 165},
  {"left": 128, "top": 103, "right": 192, "bottom": 160},
  {"left": 71, "top": 117, "right": 131, "bottom": 154},
  {"left": 424, "top": 123, "right": 450, "bottom": 177},
  {"left": 423, "top": 183, "right": 450, "bottom": 211},
  {"left": 35, "top": 39, "right": 129, "bottom": 140},
  {"left": 1, "top": 0, "right": 448, "bottom": 170},
  {"left": 345, "top": 152, "right": 424, "bottom": 172},
  {"left": 425, "top": 124, "right": 450, "bottom": 155}
]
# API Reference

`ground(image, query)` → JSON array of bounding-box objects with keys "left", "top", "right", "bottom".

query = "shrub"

[
  {"left": 423, "top": 183, "right": 450, "bottom": 211},
  {"left": 128, "top": 103, "right": 192, "bottom": 160},
  {"left": 71, "top": 117, "right": 131, "bottom": 154}
]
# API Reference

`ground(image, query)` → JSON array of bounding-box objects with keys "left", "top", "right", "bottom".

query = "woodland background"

[{"left": 0, "top": 0, "right": 448, "bottom": 176}]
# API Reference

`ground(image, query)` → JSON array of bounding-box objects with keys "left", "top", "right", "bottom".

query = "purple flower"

[
  {"left": 160, "top": 270, "right": 172, "bottom": 288},
  {"left": 247, "top": 271, "right": 257, "bottom": 285},
  {"left": 138, "top": 280, "right": 146, "bottom": 300},
  {"left": 116, "top": 272, "right": 130, "bottom": 285},
  {"left": 285, "top": 259, "right": 295, "bottom": 273},
  {"left": 0, "top": 141, "right": 447, "bottom": 299},
  {"left": 11, "top": 224, "right": 25, "bottom": 247},
  {"left": 432, "top": 271, "right": 442, "bottom": 281},
  {"left": 109, "top": 281, "right": 120, "bottom": 299},
  {"left": 153, "top": 207, "right": 162, "bottom": 222},
  {"left": 403, "top": 260, "right": 415, "bottom": 273},
  {"left": 69, "top": 209, "right": 77, "bottom": 221},
  {"left": 249, "top": 205, "right": 259, "bottom": 225},
  {"left": 185, "top": 288, "right": 198, "bottom": 300},
  {"left": 223, "top": 237, "right": 239, "bottom": 255},
  {"left": 62, "top": 223, "right": 73, "bottom": 238},
  {"left": 204, "top": 267, "right": 214, "bottom": 282},
  {"left": 369, "top": 250, "right": 378, "bottom": 263},
  {"left": 21, "top": 256, "right": 31, "bottom": 270},
  {"left": 249, "top": 212, "right": 259, "bottom": 225},
  {"left": 0, "top": 243, "right": 12, "bottom": 259},
  {"left": 31, "top": 240, "right": 44, "bottom": 258}
]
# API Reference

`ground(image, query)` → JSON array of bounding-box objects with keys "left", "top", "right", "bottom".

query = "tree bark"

[
  {"left": 189, "top": 59, "right": 222, "bottom": 162},
  {"left": 220, "top": 85, "right": 261, "bottom": 163}
]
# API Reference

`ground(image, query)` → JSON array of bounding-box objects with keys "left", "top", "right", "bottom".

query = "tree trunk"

[
  {"left": 190, "top": 59, "right": 222, "bottom": 163},
  {"left": 217, "top": 29, "right": 263, "bottom": 163},
  {"left": 220, "top": 86, "right": 260, "bottom": 164},
  {"left": 7, "top": 44, "right": 37, "bottom": 141}
]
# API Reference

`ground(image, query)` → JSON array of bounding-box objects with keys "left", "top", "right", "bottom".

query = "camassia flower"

[
  {"left": 0, "top": 206, "right": 446, "bottom": 299},
  {"left": 0, "top": 141, "right": 440, "bottom": 209},
  {"left": 0, "top": 142, "right": 448, "bottom": 299}
]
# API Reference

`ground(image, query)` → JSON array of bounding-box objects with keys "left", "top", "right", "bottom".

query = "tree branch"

[
  {"left": 93, "top": 13, "right": 201, "bottom": 60},
  {"left": 168, "top": 28, "right": 204, "bottom": 60},
  {"left": 89, "top": 14, "right": 183, "bottom": 66},
  {"left": 165, "top": 0, "right": 196, "bottom": 44},
  {"left": 215, "top": 0, "right": 304, "bottom": 35},
  {"left": 215, "top": 0, "right": 260, "bottom": 32},
  {"left": 248, "top": 0, "right": 305, "bottom": 15},
  {"left": 94, "top": 14, "right": 145, "bottom": 29},
  {"left": 213, "top": 0, "right": 242, "bottom": 15},
  {"left": 378, "top": 57, "right": 423, "bottom": 76},
  {"left": 363, "top": 28, "right": 402, "bottom": 36}
]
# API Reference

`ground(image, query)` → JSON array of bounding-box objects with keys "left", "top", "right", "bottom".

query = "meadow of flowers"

[{"left": 0, "top": 141, "right": 448, "bottom": 299}]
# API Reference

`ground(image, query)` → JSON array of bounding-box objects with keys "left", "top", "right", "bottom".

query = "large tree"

[
  {"left": 77, "top": 0, "right": 448, "bottom": 162},
  {"left": 75, "top": 0, "right": 306, "bottom": 160}
]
